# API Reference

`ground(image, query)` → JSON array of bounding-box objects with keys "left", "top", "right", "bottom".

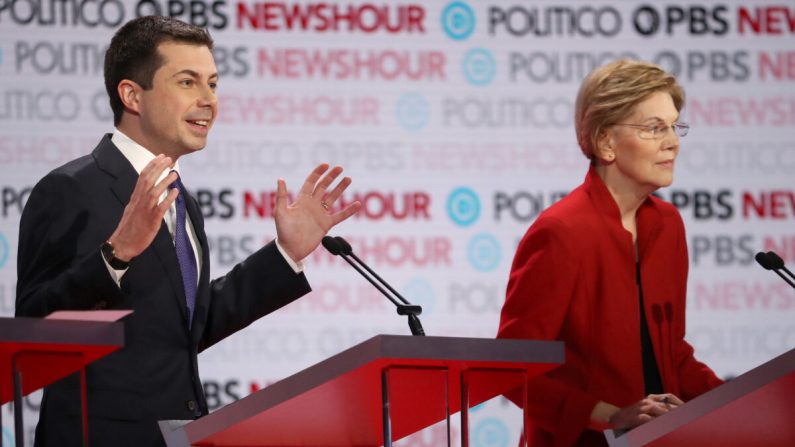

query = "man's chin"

[{"left": 184, "top": 137, "right": 208, "bottom": 153}]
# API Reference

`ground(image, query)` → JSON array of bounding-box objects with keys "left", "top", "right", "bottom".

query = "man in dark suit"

[{"left": 15, "top": 16, "right": 360, "bottom": 446}]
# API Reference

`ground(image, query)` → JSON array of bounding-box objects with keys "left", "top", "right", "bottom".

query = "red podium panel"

[
  {"left": 0, "top": 316, "right": 125, "bottom": 403},
  {"left": 160, "top": 335, "right": 563, "bottom": 447},
  {"left": 605, "top": 347, "right": 795, "bottom": 447}
]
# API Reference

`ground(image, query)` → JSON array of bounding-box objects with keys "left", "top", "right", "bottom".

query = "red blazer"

[{"left": 497, "top": 167, "right": 723, "bottom": 447}]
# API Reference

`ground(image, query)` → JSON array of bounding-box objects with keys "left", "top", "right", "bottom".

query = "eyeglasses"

[{"left": 614, "top": 122, "right": 690, "bottom": 139}]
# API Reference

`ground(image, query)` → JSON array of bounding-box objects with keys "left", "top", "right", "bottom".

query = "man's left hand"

[{"left": 274, "top": 164, "right": 361, "bottom": 262}]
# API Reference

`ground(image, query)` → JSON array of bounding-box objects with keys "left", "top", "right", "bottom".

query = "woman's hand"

[{"left": 607, "top": 394, "right": 684, "bottom": 430}]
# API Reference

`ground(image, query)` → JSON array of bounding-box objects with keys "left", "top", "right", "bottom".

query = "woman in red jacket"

[{"left": 497, "top": 59, "right": 724, "bottom": 446}]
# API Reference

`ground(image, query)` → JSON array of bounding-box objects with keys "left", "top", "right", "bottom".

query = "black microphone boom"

[
  {"left": 334, "top": 237, "right": 419, "bottom": 313},
  {"left": 322, "top": 236, "right": 426, "bottom": 336},
  {"left": 755, "top": 251, "right": 795, "bottom": 289}
]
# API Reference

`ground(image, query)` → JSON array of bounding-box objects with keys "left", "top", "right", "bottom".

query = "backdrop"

[{"left": 1, "top": 0, "right": 793, "bottom": 445}]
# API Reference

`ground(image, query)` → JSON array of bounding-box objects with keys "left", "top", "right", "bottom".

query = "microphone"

[
  {"left": 321, "top": 236, "right": 425, "bottom": 336},
  {"left": 765, "top": 251, "right": 787, "bottom": 271},
  {"left": 755, "top": 251, "right": 795, "bottom": 289}
]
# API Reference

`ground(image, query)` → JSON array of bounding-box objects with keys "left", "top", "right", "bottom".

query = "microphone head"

[
  {"left": 321, "top": 235, "right": 342, "bottom": 255},
  {"left": 765, "top": 251, "right": 785, "bottom": 269},
  {"left": 334, "top": 236, "right": 353, "bottom": 256},
  {"left": 755, "top": 251, "right": 774, "bottom": 270}
]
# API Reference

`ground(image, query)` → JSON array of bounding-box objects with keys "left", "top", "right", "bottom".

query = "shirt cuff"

[
  {"left": 275, "top": 239, "right": 304, "bottom": 273},
  {"left": 101, "top": 251, "right": 127, "bottom": 286}
]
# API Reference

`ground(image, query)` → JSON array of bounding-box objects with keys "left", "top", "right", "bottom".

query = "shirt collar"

[
  {"left": 582, "top": 165, "right": 663, "bottom": 254},
  {"left": 111, "top": 129, "right": 181, "bottom": 178}
]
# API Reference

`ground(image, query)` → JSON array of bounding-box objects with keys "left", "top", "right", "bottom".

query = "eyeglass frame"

[{"left": 613, "top": 121, "right": 690, "bottom": 139}]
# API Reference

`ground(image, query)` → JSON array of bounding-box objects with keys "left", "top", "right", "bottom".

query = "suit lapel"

[
  {"left": 93, "top": 135, "right": 136, "bottom": 209},
  {"left": 92, "top": 135, "right": 191, "bottom": 328}
]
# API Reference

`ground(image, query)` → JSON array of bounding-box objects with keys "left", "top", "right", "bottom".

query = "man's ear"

[{"left": 117, "top": 80, "right": 142, "bottom": 115}]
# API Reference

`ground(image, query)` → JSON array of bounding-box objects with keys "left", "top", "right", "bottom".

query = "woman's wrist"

[{"left": 589, "top": 401, "right": 621, "bottom": 430}]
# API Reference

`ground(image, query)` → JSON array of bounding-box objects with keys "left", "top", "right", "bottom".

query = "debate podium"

[
  {"left": 0, "top": 315, "right": 126, "bottom": 447},
  {"left": 160, "top": 335, "right": 563, "bottom": 446},
  {"left": 605, "top": 347, "right": 795, "bottom": 447}
]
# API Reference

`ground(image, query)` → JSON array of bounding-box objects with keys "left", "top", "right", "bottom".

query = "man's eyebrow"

[{"left": 171, "top": 70, "right": 219, "bottom": 79}]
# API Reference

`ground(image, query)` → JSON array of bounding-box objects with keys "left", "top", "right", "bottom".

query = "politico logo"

[
  {"left": 2, "top": 186, "right": 32, "bottom": 218},
  {"left": 487, "top": 5, "right": 622, "bottom": 38}
]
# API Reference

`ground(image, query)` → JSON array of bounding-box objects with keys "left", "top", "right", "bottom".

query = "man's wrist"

[{"left": 101, "top": 240, "right": 131, "bottom": 269}]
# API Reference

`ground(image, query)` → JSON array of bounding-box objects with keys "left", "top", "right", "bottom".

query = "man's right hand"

[{"left": 107, "top": 155, "right": 179, "bottom": 262}]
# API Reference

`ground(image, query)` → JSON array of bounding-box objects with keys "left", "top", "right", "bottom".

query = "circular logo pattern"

[
  {"left": 401, "top": 278, "right": 436, "bottom": 316},
  {"left": 447, "top": 187, "right": 481, "bottom": 226},
  {"left": 462, "top": 48, "right": 496, "bottom": 86},
  {"left": 467, "top": 233, "right": 501, "bottom": 272},
  {"left": 473, "top": 418, "right": 509, "bottom": 447},
  {"left": 0, "top": 233, "right": 9, "bottom": 270},
  {"left": 441, "top": 1, "right": 476, "bottom": 41},
  {"left": 395, "top": 93, "right": 430, "bottom": 131}
]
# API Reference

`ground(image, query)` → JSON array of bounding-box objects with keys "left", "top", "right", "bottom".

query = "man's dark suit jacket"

[{"left": 15, "top": 135, "right": 311, "bottom": 446}]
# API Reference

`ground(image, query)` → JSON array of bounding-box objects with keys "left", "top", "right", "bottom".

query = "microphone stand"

[{"left": 323, "top": 236, "right": 426, "bottom": 336}]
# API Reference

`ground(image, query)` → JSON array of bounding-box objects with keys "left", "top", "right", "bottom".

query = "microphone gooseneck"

[{"left": 323, "top": 235, "right": 426, "bottom": 336}]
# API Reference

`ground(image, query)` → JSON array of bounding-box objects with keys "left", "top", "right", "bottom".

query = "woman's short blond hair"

[{"left": 575, "top": 59, "right": 684, "bottom": 161}]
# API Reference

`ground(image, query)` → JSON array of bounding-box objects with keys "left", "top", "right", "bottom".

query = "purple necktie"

[{"left": 169, "top": 173, "right": 197, "bottom": 328}]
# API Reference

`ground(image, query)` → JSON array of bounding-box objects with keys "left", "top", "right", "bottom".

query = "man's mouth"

[{"left": 187, "top": 119, "right": 209, "bottom": 127}]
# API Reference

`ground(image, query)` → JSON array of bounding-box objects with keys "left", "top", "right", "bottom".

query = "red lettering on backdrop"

[
  {"left": 692, "top": 280, "right": 795, "bottom": 310},
  {"left": 758, "top": 51, "right": 795, "bottom": 80},
  {"left": 236, "top": 2, "right": 425, "bottom": 33},
  {"left": 334, "top": 191, "right": 431, "bottom": 220},
  {"left": 257, "top": 48, "right": 446, "bottom": 81},
  {"left": 241, "top": 191, "right": 430, "bottom": 221},
  {"left": 742, "top": 191, "right": 795, "bottom": 219},
  {"left": 738, "top": 6, "right": 795, "bottom": 34},
  {"left": 763, "top": 235, "right": 795, "bottom": 264},
  {"left": 243, "top": 191, "right": 284, "bottom": 218},
  {"left": 217, "top": 95, "right": 380, "bottom": 126},
  {"left": 284, "top": 283, "right": 386, "bottom": 313},
  {"left": 688, "top": 97, "right": 795, "bottom": 126},
  {"left": 306, "top": 236, "right": 451, "bottom": 267},
  {"left": 248, "top": 381, "right": 275, "bottom": 394}
]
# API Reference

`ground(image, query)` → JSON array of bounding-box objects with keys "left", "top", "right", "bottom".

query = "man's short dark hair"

[{"left": 104, "top": 16, "right": 214, "bottom": 125}]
